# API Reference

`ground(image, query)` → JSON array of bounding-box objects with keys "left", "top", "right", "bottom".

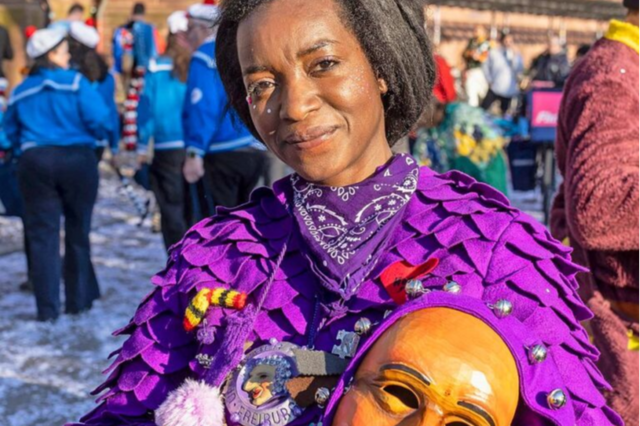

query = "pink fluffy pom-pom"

[{"left": 155, "top": 379, "right": 225, "bottom": 426}]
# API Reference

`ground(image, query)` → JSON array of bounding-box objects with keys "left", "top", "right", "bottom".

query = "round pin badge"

[{"left": 225, "top": 341, "right": 302, "bottom": 426}]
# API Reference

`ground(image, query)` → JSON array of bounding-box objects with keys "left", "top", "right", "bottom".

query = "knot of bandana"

[{"left": 290, "top": 154, "right": 419, "bottom": 298}]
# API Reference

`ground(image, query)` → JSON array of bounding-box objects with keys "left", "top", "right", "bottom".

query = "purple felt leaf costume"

[{"left": 69, "top": 154, "right": 621, "bottom": 426}]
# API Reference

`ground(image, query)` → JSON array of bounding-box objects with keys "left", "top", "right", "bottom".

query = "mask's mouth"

[{"left": 252, "top": 386, "right": 265, "bottom": 400}]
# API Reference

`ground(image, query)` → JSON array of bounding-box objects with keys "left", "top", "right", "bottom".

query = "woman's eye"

[
  {"left": 447, "top": 422, "right": 475, "bottom": 426},
  {"left": 312, "top": 59, "right": 339, "bottom": 73},
  {"left": 381, "top": 384, "right": 420, "bottom": 411},
  {"left": 248, "top": 81, "right": 275, "bottom": 97}
]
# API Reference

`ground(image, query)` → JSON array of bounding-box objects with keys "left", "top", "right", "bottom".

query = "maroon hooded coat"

[{"left": 551, "top": 31, "right": 639, "bottom": 426}]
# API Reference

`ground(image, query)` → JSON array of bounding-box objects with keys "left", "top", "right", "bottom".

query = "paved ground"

[{"left": 0, "top": 168, "right": 548, "bottom": 426}]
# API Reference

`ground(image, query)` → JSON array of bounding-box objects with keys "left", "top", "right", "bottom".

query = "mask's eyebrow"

[
  {"left": 380, "top": 363, "right": 431, "bottom": 387},
  {"left": 297, "top": 39, "right": 338, "bottom": 58},
  {"left": 457, "top": 401, "right": 496, "bottom": 426}
]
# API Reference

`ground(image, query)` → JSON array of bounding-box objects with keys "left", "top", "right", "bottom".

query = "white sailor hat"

[
  {"left": 168, "top": 11, "right": 189, "bottom": 34},
  {"left": 187, "top": 4, "right": 220, "bottom": 25},
  {"left": 26, "top": 27, "right": 67, "bottom": 59},
  {"left": 69, "top": 22, "right": 100, "bottom": 48}
]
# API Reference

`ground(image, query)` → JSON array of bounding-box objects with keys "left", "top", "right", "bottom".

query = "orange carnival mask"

[{"left": 332, "top": 308, "right": 519, "bottom": 426}]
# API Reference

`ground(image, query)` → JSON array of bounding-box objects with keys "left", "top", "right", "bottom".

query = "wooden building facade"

[{"left": 0, "top": 0, "right": 627, "bottom": 88}]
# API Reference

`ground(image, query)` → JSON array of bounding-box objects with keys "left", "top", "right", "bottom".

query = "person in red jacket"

[
  {"left": 551, "top": 1, "right": 639, "bottom": 425},
  {"left": 432, "top": 54, "right": 456, "bottom": 104}
]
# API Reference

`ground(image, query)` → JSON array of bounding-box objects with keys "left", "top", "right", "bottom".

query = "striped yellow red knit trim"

[
  {"left": 605, "top": 19, "right": 639, "bottom": 54},
  {"left": 183, "top": 288, "right": 248, "bottom": 332}
]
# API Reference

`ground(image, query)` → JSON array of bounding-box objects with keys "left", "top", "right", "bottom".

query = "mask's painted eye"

[
  {"left": 381, "top": 385, "right": 420, "bottom": 410},
  {"left": 447, "top": 422, "right": 474, "bottom": 426}
]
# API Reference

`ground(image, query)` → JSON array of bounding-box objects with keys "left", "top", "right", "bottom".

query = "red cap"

[{"left": 24, "top": 25, "right": 38, "bottom": 40}]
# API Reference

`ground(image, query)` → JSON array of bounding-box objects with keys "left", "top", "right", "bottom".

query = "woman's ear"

[{"left": 378, "top": 78, "right": 389, "bottom": 95}]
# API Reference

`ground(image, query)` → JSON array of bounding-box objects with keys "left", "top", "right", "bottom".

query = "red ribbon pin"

[{"left": 380, "top": 257, "right": 439, "bottom": 304}]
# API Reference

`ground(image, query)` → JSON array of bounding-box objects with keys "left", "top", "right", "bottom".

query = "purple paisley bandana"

[{"left": 290, "top": 154, "right": 419, "bottom": 298}]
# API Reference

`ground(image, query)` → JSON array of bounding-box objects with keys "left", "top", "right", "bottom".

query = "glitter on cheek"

[
  {"left": 349, "top": 66, "right": 376, "bottom": 101},
  {"left": 267, "top": 109, "right": 272, "bottom": 114}
]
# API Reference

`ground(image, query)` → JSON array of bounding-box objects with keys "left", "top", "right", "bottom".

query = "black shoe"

[
  {"left": 37, "top": 314, "right": 58, "bottom": 323},
  {"left": 19, "top": 280, "right": 33, "bottom": 293}
]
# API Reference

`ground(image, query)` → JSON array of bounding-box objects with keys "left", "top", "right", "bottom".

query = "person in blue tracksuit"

[
  {"left": 136, "top": 11, "right": 190, "bottom": 249},
  {"left": 68, "top": 21, "right": 120, "bottom": 160},
  {"left": 112, "top": 3, "right": 163, "bottom": 149},
  {"left": 112, "top": 3, "right": 160, "bottom": 74},
  {"left": 182, "top": 4, "right": 268, "bottom": 217},
  {"left": 3, "top": 28, "right": 113, "bottom": 322}
]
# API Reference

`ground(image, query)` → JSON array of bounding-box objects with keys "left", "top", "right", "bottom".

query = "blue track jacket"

[
  {"left": 4, "top": 68, "right": 112, "bottom": 152},
  {"left": 182, "top": 39, "right": 258, "bottom": 157},
  {"left": 137, "top": 57, "right": 186, "bottom": 154},
  {"left": 93, "top": 73, "right": 120, "bottom": 152}
]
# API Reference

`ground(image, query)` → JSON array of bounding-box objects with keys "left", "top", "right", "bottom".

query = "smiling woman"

[
  {"left": 69, "top": 1, "right": 620, "bottom": 426},
  {"left": 216, "top": 0, "right": 434, "bottom": 186}
]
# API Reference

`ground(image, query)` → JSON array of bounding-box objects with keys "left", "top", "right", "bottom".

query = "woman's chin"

[{"left": 291, "top": 162, "right": 344, "bottom": 185}]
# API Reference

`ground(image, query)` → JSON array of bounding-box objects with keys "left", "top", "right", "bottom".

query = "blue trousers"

[{"left": 17, "top": 146, "right": 100, "bottom": 321}]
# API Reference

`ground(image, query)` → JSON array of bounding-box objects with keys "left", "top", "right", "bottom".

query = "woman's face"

[
  {"left": 333, "top": 308, "right": 520, "bottom": 426},
  {"left": 237, "top": 0, "right": 393, "bottom": 187},
  {"left": 187, "top": 21, "right": 209, "bottom": 51},
  {"left": 48, "top": 40, "right": 71, "bottom": 69}
]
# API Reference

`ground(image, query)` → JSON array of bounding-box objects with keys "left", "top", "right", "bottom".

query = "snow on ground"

[
  {"left": 0, "top": 168, "right": 548, "bottom": 426},
  {"left": 0, "top": 169, "right": 167, "bottom": 426}
]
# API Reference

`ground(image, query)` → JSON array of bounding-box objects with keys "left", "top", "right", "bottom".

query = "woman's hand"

[
  {"left": 136, "top": 154, "right": 149, "bottom": 169},
  {"left": 183, "top": 155, "right": 205, "bottom": 183}
]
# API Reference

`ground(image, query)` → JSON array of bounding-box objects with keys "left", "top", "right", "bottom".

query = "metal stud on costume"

[
  {"left": 443, "top": 281, "right": 462, "bottom": 294},
  {"left": 489, "top": 299, "right": 513, "bottom": 318},
  {"left": 315, "top": 387, "right": 331, "bottom": 407},
  {"left": 547, "top": 389, "right": 567, "bottom": 409},
  {"left": 354, "top": 318, "right": 373, "bottom": 336},
  {"left": 405, "top": 279, "right": 429, "bottom": 298},
  {"left": 528, "top": 344, "right": 548, "bottom": 364}
]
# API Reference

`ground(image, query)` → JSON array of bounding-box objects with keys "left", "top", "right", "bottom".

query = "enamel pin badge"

[{"left": 225, "top": 341, "right": 303, "bottom": 426}]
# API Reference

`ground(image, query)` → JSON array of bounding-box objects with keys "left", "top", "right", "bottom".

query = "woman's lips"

[
  {"left": 252, "top": 388, "right": 263, "bottom": 399},
  {"left": 282, "top": 125, "right": 339, "bottom": 150}
]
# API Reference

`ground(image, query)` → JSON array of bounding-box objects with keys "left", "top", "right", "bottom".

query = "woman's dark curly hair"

[
  {"left": 216, "top": 0, "right": 436, "bottom": 146},
  {"left": 68, "top": 36, "right": 109, "bottom": 83}
]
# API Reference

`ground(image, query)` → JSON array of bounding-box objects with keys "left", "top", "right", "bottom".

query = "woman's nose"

[{"left": 279, "top": 75, "right": 321, "bottom": 122}]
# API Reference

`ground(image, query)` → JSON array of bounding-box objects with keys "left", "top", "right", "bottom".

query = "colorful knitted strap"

[{"left": 184, "top": 287, "right": 248, "bottom": 332}]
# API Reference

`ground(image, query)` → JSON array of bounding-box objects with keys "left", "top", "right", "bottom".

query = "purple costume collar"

[{"left": 290, "top": 154, "right": 419, "bottom": 298}]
